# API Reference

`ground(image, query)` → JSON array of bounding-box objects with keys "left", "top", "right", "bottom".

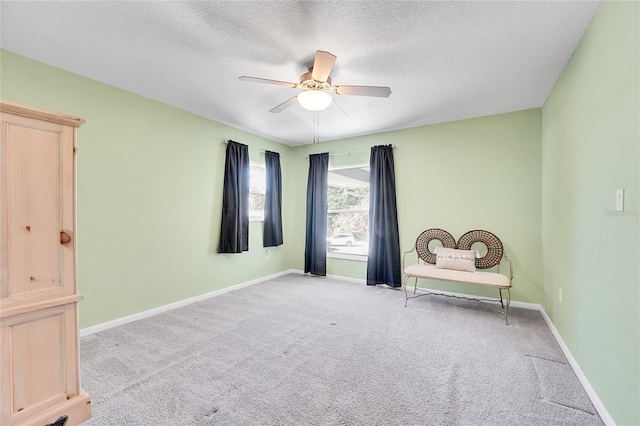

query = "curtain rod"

[
  {"left": 223, "top": 140, "right": 394, "bottom": 158},
  {"left": 223, "top": 140, "right": 272, "bottom": 155},
  {"left": 305, "top": 145, "right": 395, "bottom": 159}
]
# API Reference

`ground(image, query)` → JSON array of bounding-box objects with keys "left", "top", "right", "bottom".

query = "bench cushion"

[{"left": 405, "top": 264, "right": 510, "bottom": 288}]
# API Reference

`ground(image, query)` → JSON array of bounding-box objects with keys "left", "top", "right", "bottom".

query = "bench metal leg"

[
  {"left": 505, "top": 288, "right": 511, "bottom": 325},
  {"left": 499, "top": 288, "right": 511, "bottom": 325},
  {"left": 403, "top": 275, "right": 408, "bottom": 307},
  {"left": 403, "top": 276, "right": 420, "bottom": 307}
]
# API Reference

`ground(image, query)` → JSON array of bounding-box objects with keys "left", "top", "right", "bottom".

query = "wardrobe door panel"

[
  {"left": 2, "top": 114, "right": 75, "bottom": 308},
  {"left": 1, "top": 304, "right": 80, "bottom": 425}
]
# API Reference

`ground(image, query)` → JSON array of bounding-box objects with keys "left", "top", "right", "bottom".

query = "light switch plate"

[{"left": 616, "top": 189, "right": 624, "bottom": 212}]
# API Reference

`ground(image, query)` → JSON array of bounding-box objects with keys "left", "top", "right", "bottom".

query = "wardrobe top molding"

[{"left": 0, "top": 100, "right": 86, "bottom": 127}]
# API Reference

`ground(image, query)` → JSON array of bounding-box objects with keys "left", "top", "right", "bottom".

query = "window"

[
  {"left": 249, "top": 162, "right": 265, "bottom": 221},
  {"left": 327, "top": 164, "right": 369, "bottom": 259}
]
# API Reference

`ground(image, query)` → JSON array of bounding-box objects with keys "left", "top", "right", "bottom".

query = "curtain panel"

[
  {"left": 263, "top": 150, "right": 283, "bottom": 247},
  {"left": 367, "top": 145, "right": 401, "bottom": 286},
  {"left": 218, "top": 140, "right": 249, "bottom": 253},
  {"left": 304, "top": 153, "right": 329, "bottom": 276}
]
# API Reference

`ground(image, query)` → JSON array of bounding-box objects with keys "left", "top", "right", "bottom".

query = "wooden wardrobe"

[{"left": 0, "top": 101, "right": 91, "bottom": 425}]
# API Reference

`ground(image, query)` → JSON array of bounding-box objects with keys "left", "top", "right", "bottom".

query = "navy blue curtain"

[
  {"left": 367, "top": 145, "right": 401, "bottom": 286},
  {"left": 218, "top": 140, "right": 249, "bottom": 253},
  {"left": 304, "top": 153, "right": 329, "bottom": 276},
  {"left": 263, "top": 150, "right": 283, "bottom": 247}
]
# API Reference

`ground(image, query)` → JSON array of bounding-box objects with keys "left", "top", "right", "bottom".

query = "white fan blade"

[
  {"left": 334, "top": 85, "right": 392, "bottom": 97},
  {"left": 239, "top": 76, "right": 297, "bottom": 88},
  {"left": 269, "top": 96, "right": 298, "bottom": 113},
  {"left": 311, "top": 51, "right": 337, "bottom": 83}
]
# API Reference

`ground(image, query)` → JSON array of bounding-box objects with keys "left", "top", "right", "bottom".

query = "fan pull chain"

[{"left": 313, "top": 110, "right": 320, "bottom": 144}]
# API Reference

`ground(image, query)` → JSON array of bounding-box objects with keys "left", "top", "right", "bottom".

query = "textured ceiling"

[{"left": 1, "top": 1, "right": 600, "bottom": 146}]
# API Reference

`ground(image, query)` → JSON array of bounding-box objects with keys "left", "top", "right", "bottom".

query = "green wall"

[
  {"left": 1, "top": 50, "right": 294, "bottom": 329},
  {"left": 541, "top": 1, "right": 640, "bottom": 424},
  {"left": 290, "top": 110, "right": 543, "bottom": 304}
]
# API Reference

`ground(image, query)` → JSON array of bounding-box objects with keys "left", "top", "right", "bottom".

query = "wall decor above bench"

[{"left": 403, "top": 229, "right": 514, "bottom": 324}]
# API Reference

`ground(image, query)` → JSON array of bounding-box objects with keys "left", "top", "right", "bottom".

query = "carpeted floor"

[{"left": 80, "top": 274, "right": 603, "bottom": 425}]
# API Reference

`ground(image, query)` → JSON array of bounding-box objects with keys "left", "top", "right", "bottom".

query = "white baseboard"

[
  {"left": 327, "top": 273, "right": 366, "bottom": 284},
  {"left": 287, "top": 269, "right": 367, "bottom": 285},
  {"left": 80, "top": 269, "right": 615, "bottom": 424},
  {"left": 79, "top": 269, "right": 299, "bottom": 337},
  {"left": 538, "top": 307, "right": 615, "bottom": 425}
]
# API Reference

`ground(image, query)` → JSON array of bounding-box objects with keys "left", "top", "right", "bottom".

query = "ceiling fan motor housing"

[{"left": 300, "top": 67, "right": 332, "bottom": 91}]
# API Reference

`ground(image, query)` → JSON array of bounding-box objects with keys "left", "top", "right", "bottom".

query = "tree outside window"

[{"left": 249, "top": 162, "right": 265, "bottom": 221}]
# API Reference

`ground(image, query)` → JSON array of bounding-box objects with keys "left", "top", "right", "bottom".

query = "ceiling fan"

[{"left": 239, "top": 50, "right": 392, "bottom": 113}]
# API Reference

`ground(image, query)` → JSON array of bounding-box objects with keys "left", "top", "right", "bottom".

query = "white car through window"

[{"left": 330, "top": 233, "right": 355, "bottom": 246}]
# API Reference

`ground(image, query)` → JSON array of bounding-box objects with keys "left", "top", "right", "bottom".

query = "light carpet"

[{"left": 80, "top": 274, "right": 603, "bottom": 425}]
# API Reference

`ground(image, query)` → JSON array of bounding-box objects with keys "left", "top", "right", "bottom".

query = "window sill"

[{"left": 327, "top": 252, "right": 368, "bottom": 262}]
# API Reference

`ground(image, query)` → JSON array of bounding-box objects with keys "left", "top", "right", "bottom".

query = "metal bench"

[{"left": 402, "top": 229, "right": 514, "bottom": 324}]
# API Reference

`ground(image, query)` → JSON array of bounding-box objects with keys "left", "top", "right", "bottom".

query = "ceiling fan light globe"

[{"left": 297, "top": 90, "right": 332, "bottom": 111}]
